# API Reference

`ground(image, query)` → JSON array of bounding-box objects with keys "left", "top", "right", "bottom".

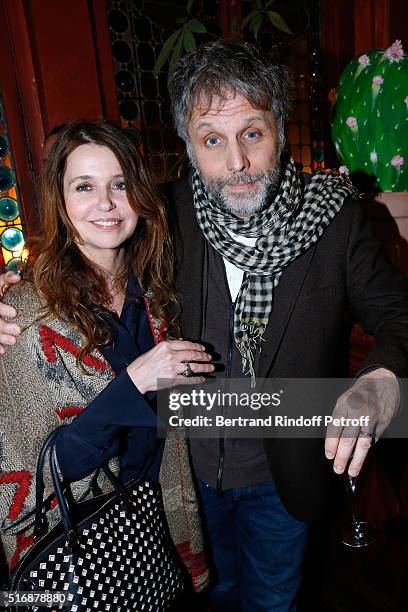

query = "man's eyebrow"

[
  {"left": 194, "top": 114, "right": 269, "bottom": 131},
  {"left": 69, "top": 173, "right": 124, "bottom": 185}
]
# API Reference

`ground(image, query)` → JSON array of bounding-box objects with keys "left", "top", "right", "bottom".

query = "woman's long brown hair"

[{"left": 32, "top": 120, "right": 178, "bottom": 364}]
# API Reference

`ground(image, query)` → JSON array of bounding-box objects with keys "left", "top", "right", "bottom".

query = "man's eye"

[
  {"left": 205, "top": 136, "right": 220, "bottom": 146},
  {"left": 112, "top": 181, "right": 126, "bottom": 190},
  {"left": 76, "top": 183, "right": 92, "bottom": 192},
  {"left": 244, "top": 131, "right": 260, "bottom": 140}
]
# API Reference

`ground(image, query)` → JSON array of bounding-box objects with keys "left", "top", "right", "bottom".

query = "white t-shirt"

[{"left": 222, "top": 230, "right": 256, "bottom": 302}]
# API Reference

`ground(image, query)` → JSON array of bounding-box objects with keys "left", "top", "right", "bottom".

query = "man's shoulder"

[
  {"left": 162, "top": 177, "right": 196, "bottom": 228},
  {"left": 163, "top": 177, "right": 193, "bottom": 207}
]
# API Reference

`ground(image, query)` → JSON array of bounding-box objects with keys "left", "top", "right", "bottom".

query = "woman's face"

[{"left": 63, "top": 144, "right": 138, "bottom": 266}]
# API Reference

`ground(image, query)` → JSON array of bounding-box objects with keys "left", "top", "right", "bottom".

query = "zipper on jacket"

[{"left": 216, "top": 301, "right": 235, "bottom": 496}]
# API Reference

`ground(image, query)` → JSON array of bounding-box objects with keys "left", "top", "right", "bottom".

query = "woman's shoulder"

[{"left": 3, "top": 279, "right": 44, "bottom": 327}]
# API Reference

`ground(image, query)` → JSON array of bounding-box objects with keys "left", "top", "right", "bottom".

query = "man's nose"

[{"left": 226, "top": 141, "right": 249, "bottom": 174}]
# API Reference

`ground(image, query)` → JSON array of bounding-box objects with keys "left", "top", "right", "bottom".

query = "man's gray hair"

[{"left": 168, "top": 40, "right": 291, "bottom": 150}]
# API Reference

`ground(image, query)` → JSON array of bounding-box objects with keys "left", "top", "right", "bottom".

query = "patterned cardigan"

[{"left": 0, "top": 281, "right": 209, "bottom": 592}]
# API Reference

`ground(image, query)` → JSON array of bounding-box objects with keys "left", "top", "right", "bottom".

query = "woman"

[{"left": 0, "top": 121, "right": 213, "bottom": 605}]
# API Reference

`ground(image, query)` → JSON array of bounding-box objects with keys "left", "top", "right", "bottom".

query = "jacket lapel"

[
  {"left": 166, "top": 180, "right": 205, "bottom": 341},
  {"left": 257, "top": 244, "right": 316, "bottom": 378},
  {"left": 176, "top": 228, "right": 205, "bottom": 341}
]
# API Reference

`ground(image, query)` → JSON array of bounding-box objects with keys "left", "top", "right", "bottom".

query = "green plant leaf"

[
  {"left": 252, "top": 12, "right": 264, "bottom": 39},
  {"left": 187, "top": 0, "right": 194, "bottom": 13},
  {"left": 183, "top": 26, "right": 196, "bottom": 52},
  {"left": 153, "top": 28, "right": 182, "bottom": 76},
  {"left": 168, "top": 32, "right": 184, "bottom": 79},
  {"left": 255, "top": 0, "right": 263, "bottom": 9},
  {"left": 267, "top": 10, "right": 292, "bottom": 34},
  {"left": 266, "top": 0, "right": 276, "bottom": 7},
  {"left": 242, "top": 9, "right": 260, "bottom": 29},
  {"left": 188, "top": 18, "right": 207, "bottom": 33}
]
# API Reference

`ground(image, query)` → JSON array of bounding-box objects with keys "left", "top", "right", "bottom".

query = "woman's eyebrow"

[{"left": 69, "top": 173, "right": 124, "bottom": 185}]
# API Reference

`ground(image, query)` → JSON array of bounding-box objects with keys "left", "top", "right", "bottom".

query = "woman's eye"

[
  {"left": 112, "top": 181, "right": 126, "bottom": 190},
  {"left": 76, "top": 183, "right": 92, "bottom": 192},
  {"left": 205, "top": 136, "right": 221, "bottom": 147}
]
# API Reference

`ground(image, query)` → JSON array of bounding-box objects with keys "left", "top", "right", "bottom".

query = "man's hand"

[
  {"left": 324, "top": 369, "right": 399, "bottom": 477},
  {"left": 0, "top": 272, "right": 21, "bottom": 354}
]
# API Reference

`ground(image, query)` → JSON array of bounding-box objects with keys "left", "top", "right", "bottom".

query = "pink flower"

[
  {"left": 372, "top": 75, "right": 384, "bottom": 85},
  {"left": 358, "top": 54, "right": 370, "bottom": 66},
  {"left": 339, "top": 165, "right": 349, "bottom": 175},
  {"left": 385, "top": 40, "right": 404, "bottom": 61},
  {"left": 346, "top": 116, "right": 358, "bottom": 128},
  {"left": 391, "top": 155, "right": 404, "bottom": 168}
]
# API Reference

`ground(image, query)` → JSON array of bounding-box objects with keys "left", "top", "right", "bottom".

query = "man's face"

[{"left": 187, "top": 91, "right": 281, "bottom": 216}]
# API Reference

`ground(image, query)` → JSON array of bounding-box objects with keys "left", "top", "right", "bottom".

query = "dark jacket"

[{"left": 165, "top": 178, "right": 408, "bottom": 521}]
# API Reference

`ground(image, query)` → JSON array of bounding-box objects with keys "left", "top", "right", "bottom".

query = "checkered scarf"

[{"left": 192, "top": 156, "right": 358, "bottom": 385}]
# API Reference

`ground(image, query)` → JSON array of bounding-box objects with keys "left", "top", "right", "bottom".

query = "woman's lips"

[{"left": 90, "top": 219, "right": 122, "bottom": 230}]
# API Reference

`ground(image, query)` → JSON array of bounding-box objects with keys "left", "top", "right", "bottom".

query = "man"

[{"left": 0, "top": 41, "right": 407, "bottom": 611}]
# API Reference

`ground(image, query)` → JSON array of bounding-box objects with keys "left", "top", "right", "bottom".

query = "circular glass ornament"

[
  {"left": 1, "top": 227, "right": 24, "bottom": 251},
  {"left": 6, "top": 257, "right": 24, "bottom": 275},
  {"left": 119, "top": 98, "right": 139, "bottom": 121},
  {"left": 0, "top": 197, "right": 19, "bottom": 222},
  {"left": 116, "top": 70, "right": 135, "bottom": 93},
  {"left": 0, "top": 166, "right": 14, "bottom": 191},
  {"left": 108, "top": 9, "right": 128, "bottom": 33},
  {"left": 112, "top": 40, "right": 132, "bottom": 63}
]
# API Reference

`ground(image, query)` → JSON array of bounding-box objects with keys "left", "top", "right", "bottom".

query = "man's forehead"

[
  {"left": 189, "top": 91, "right": 274, "bottom": 129},
  {"left": 192, "top": 90, "right": 259, "bottom": 116}
]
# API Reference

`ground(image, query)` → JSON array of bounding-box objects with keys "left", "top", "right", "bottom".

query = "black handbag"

[{"left": 8, "top": 427, "right": 184, "bottom": 611}]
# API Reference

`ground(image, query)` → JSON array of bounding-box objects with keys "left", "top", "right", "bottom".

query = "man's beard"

[{"left": 189, "top": 153, "right": 281, "bottom": 216}]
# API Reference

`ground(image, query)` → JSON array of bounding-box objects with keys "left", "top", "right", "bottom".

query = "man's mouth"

[{"left": 225, "top": 180, "right": 260, "bottom": 193}]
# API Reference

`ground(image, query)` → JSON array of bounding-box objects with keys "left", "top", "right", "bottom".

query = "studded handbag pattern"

[{"left": 8, "top": 428, "right": 184, "bottom": 612}]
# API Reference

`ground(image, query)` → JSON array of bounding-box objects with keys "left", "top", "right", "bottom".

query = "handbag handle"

[
  {"left": 33, "top": 426, "right": 66, "bottom": 539},
  {"left": 47, "top": 434, "right": 164, "bottom": 550},
  {"left": 100, "top": 439, "right": 163, "bottom": 512}
]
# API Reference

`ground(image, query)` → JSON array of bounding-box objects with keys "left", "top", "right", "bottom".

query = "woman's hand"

[{"left": 127, "top": 339, "right": 214, "bottom": 393}]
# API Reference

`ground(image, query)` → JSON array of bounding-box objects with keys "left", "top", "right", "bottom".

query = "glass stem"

[{"left": 347, "top": 476, "right": 362, "bottom": 525}]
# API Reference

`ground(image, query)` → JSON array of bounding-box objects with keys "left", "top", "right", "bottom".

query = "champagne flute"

[{"left": 341, "top": 473, "right": 376, "bottom": 548}]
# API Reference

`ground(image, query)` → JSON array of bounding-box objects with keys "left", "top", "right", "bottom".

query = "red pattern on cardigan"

[
  {"left": 39, "top": 325, "right": 107, "bottom": 371},
  {"left": 56, "top": 406, "right": 85, "bottom": 420},
  {"left": 0, "top": 470, "right": 32, "bottom": 521},
  {"left": 10, "top": 532, "right": 34, "bottom": 570}
]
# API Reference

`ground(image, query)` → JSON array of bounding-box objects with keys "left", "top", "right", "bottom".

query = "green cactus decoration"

[{"left": 331, "top": 40, "right": 408, "bottom": 191}]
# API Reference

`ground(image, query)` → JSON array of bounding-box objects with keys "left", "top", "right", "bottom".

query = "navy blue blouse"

[{"left": 55, "top": 276, "right": 163, "bottom": 483}]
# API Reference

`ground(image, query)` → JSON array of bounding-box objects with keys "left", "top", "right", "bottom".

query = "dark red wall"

[{"left": 0, "top": 0, "right": 119, "bottom": 229}]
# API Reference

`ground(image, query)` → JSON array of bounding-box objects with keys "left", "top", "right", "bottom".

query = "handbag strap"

[
  {"left": 34, "top": 428, "right": 164, "bottom": 549},
  {"left": 101, "top": 438, "right": 164, "bottom": 492},
  {"left": 33, "top": 426, "right": 66, "bottom": 539},
  {"left": 48, "top": 439, "right": 163, "bottom": 550}
]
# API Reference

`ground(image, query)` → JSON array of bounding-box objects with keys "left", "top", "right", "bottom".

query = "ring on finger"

[
  {"left": 182, "top": 363, "right": 193, "bottom": 378},
  {"left": 359, "top": 430, "right": 374, "bottom": 439}
]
